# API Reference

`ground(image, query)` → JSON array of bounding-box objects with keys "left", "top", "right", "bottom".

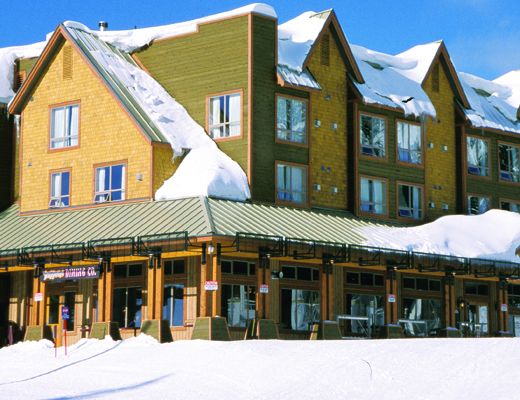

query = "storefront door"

[{"left": 467, "top": 303, "right": 488, "bottom": 337}]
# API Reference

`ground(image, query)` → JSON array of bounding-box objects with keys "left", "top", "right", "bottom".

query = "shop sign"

[
  {"left": 34, "top": 292, "right": 43, "bottom": 302},
  {"left": 205, "top": 280, "right": 218, "bottom": 291},
  {"left": 62, "top": 306, "right": 69, "bottom": 320},
  {"left": 388, "top": 294, "right": 396, "bottom": 303},
  {"left": 259, "top": 284, "right": 269, "bottom": 294},
  {"left": 501, "top": 304, "right": 508, "bottom": 312},
  {"left": 40, "top": 265, "right": 100, "bottom": 283}
]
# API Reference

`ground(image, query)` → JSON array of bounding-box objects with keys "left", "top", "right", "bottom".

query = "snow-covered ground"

[{"left": 0, "top": 335, "right": 518, "bottom": 399}]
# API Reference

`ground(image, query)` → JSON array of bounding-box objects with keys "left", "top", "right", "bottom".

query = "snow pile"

[
  {"left": 278, "top": 11, "right": 328, "bottom": 71},
  {"left": 362, "top": 210, "right": 520, "bottom": 263},
  {"left": 396, "top": 41, "right": 442, "bottom": 84},
  {"left": 494, "top": 70, "right": 520, "bottom": 109},
  {"left": 65, "top": 24, "right": 250, "bottom": 201},
  {"left": 351, "top": 44, "right": 436, "bottom": 118},
  {"left": 82, "top": 4, "right": 276, "bottom": 53},
  {"left": 0, "top": 41, "right": 46, "bottom": 103},
  {"left": 1, "top": 336, "right": 519, "bottom": 399},
  {"left": 459, "top": 71, "right": 520, "bottom": 134}
]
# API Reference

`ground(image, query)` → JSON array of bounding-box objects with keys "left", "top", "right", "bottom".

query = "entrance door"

[
  {"left": 468, "top": 304, "right": 488, "bottom": 336},
  {"left": 0, "top": 274, "right": 10, "bottom": 347}
]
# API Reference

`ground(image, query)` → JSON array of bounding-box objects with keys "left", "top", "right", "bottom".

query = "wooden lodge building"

[{"left": 0, "top": 4, "right": 519, "bottom": 344}]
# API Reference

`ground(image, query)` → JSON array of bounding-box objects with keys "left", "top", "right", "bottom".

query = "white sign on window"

[
  {"left": 34, "top": 293, "right": 43, "bottom": 302},
  {"left": 259, "top": 284, "right": 269, "bottom": 294},
  {"left": 204, "top": 280, "right": 218, "bottom": 291},
  {"left": 501, "top": 304, "right": 508, "bottom": 312},
  {"left": 388, "top": 294, "right": 396, "bottom": 303}
]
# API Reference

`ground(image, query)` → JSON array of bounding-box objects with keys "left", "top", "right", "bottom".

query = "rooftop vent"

[{"left": 98, "top": 21, "right": 108, "bottom": 31}]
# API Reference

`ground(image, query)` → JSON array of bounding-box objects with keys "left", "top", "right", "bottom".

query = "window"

[
  {"left": 281, "top": 266, "right": 319, "bottom": 281},
  {"left": 468, "top": 195, "right": 489, "bottom": 215},
  {"left": 221, "top": 260, "right": 255, "bottom": 276},
  {"left": 346, "top": 272, "right": 384, "bottom": 287},
  {"left": 402, "top": 277, "right": 441, "bottom": 292},
  {"left": 208, "top": 93, "right": 241, "bottom": 139},
  {"left": 163, "top": 284, "right": 184, "bottom": 327},
  {"left": 401, "top": 298, "right": 441, "bottom": 337},
  {"left": 398, "top": 184, "right": 422, "bottom": 219},
  {"left": 48, "top": 295, "right": 60, "bottom": 325},
  {"left": 360, "top": 177, "right": 386, "bottom": 215},
  {"left": 50, "top": 104, "right": 79, "bottom": 149},
  {"left": 112, "top": 287, "right": 142, "bottom": 328},
  {"left": 508, "top": 285, "right": 520, "bottom": 310},
  {"left": 277, "top": 163, "right": 307, "bottom": 205},
  {"left": 164, "top": 259, "right": 185, "bottom": 275},
  {"left": 467, "top": 137, "right": 489, "bottom": 176},
  {"left": 397, "top": 122, "right": 422, "bottom": 164},
  {"left": 64, "top": 292, "right": 75, "bottom": 331},
  {"left": 360, "top": 114, "right": 386, "bottom": 158},
  {"left": 464, "top": 282, "right": 489, "bottom": 296},
  {"left": 113, "top": 264, "right": 143, "bottom": 279},
  {"left": 501, "top": 200, "right": 520, "bottom": 213},
  {"left": 344, "top": 294, "right": 384, "bottom": 337},
  {"left": 281, "top": 289, "right": 320, "bottom": 331},
  {"left": 276, "top": 96, "right": 307, "bottom": 144},
  {"left": 499, "top": 144, "right": 520, "bottom": 183},
  {"left": 94, "top": 164, "right": 125, "bottom": 203},
  {"left": 221, "top": 284, "right": 256, "bottom": 328},
  {"left": 49, "top": 171, "right": 70, "bottom": 208}
]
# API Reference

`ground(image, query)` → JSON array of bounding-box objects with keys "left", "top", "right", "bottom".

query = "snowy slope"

[
  {"left": 0, "top": 335, "right": 518, "bottom": 400},
  {"left": 362, "top": 210, "right": 520, "bottom": 263}
]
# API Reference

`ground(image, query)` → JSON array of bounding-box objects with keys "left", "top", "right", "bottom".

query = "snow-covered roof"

[
  {"left": 63, "top": 23, "right": 250, "bottom": 201},
  {"left": 396, "top": 41, "right": 442, "bottom": 84},
  {"left": 494, "top": 70, "right": 520, "bottom": 110},
  {"left": 278, "top": 10, "right": 329, "bottom": 72},
  {"left": 276, "top": 65, "right": 321, "bottom": 90},
  {"left": 350, "top": 44, "right": 436, "bottom": 118},
  {"left": 459, "top": 71, "right": 520, "bottom": 134},
  {"left": 363, "top": 209, "right": 520, "bottom": 263}
]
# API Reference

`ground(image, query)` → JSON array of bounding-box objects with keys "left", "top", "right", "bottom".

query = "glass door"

[{"left": 468, "top": 304, "right": 488, "bottom": 336}]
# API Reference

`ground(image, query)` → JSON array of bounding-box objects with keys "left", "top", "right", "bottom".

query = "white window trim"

[
  {"left": 276, "top": 96, "right": 307, "bottom": 144},
  {"left": 208, "top": 92, "right": 241, "bottom": 139},
  {"left": 276, "top": 163, "right": 307, "bottom": 205},
  {"left": 467, "top": 137, "right": 489, "bottom": 176},
  {"left": 398, "top": 184, "right": 423, "bottom": 219},
  {"left": 49, "top": 171, "right": 70, "bottom": 208},
  {"left": 397, "top": 121, "right": 422, "bottom": 164},
  {"left": 94, "top": 164, "right": 126, "bottom": 203},
  {"left": 360, "top": 177, "right": 386, "bottom": 215},
  {"left": 50, "top": 104, "right": 79, "bottom": 149}
]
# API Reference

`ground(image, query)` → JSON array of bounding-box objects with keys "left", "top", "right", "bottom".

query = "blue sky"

[{"left": 0, "top": 0, "right": 518, "bottom": 80}]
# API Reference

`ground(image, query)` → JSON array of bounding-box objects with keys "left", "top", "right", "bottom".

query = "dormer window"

[{"left": 50, "top": 104, "right": 79, "bottom": 149}]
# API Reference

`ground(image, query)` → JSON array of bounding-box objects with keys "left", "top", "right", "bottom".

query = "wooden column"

[
  {"left": 256, "top": 255, "right": 265, "bottom": 319},
  {"left": 154, "top": 257, "right": 164, "bottom": 321},
  {"left": 103, "top": 262, "right": 113, "bottom": 322},
  {"left": 498, "top": 280, "right": 509, "bottom": 332},
  {"left": 328, "top": 263, "right": 335, "bottom": 320},
  {"left": 199, "top": 254, "right": 207, "bottom": 318},
  {"left": 384, "top": 267, "right": 398, "bottom": 324},
  {"left": 30, "top": 276, "right": 40, "bottom": 325},
  {"left": 443, "top": 273, "right": 456, "bottom": 327},
  {"left": 146, "top": 258, "right": 156, "bottom": 320},
  {"left": 210, "top": 253, "right": 221, "bottom": 317},
  {"left": 97, "top": 270, "right": 106, "bottom": 322},
  {"left": 38, "top": 281, "right": 46, "bottom": 326}
]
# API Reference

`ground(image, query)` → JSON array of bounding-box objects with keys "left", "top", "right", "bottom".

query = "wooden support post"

[
  {"left": 200, "top": 256, "right": 207, "bottom": 318},
  {"left": 256, "top": 260, "right": 264, "bottom": 319},
  {"left": 263, "top": 265, "right": 270, "bottom": 319},
  {"left": 147, "top": 259, "right": 156, "bottom": 320},
  {"left": 328, "top": 265, "right": 335, "bottom": 321},
  {"left": 104, "top": 262, "right": 113, "bottom": 322},
  {"left": 38, "top": 281, "right": 46, "bottom": 326},
  {"left": 30, "top": 277, "right": 40, "bottom": 326},
  {"left": 320, "top": 264, "right": 328, "bottom": 321},
  {"left": 154, "top": 257, "right": 164, "bottom": 321},
  {"left": 384, "top": 268, "right": 398, "bottom": 324},
  {"left": 498, "top": 281, "right": 509, "bottom": 332},
  {"left": 443, "top": 274, "right": 456, "bottom": 327},
  {"left": 210, "top": 253, "right": 221, "bottom": 317},
  {"left": 97, "top": 271, "right": 106, "bottom": 323}
]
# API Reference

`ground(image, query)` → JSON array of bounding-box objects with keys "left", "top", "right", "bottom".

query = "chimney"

[{"left": 98, "top": 21, "right": 108, "bottom": 31}]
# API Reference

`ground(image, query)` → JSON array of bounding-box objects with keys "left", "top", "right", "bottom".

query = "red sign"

[
  {"left": 34, "top": 293, "right": 43, "bottom": 302},
  {"left": 259, "top": 284, "right": 269, "bottom": 294},
  {"left": 388, "top": 294, "right": 396, "bottom": 303},
  {"left": 205, "top": 280, "right": 218, "bottom": 291}
]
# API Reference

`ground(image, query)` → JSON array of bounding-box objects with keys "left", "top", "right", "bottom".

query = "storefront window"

[
  {"left": 112, "top": 287, "right": 142, "bottom": 328},
  {"left": 163, "top": 284, "right": 184, "bottom": 327},
  {"left": 281, "top": 289, "right": 320, "bottom": 331},
  {"left": 508, "top": 315, "right": 520, "bottom": 337},
  {"left": 48, "top": 295, "right": 60, "bottom": 325},
  {"left": 401, "top": 298, "right": 441, "bottom": 336},
  {"left": 344, "top": 294, "right": 384, "bottom": 337},
  {"left": 468, "top": 304, "right": 488, "bottom": 335},
  {"left": 221, "top": 284, "right": 256, "bottom": 328},
  {"left": 64, "top": 291, "right": 75, "bottom": 331}
]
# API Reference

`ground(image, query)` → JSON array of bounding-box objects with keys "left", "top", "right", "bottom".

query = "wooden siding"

[{"left": 152, "top": 144, "right": 175, "bottom": 197}]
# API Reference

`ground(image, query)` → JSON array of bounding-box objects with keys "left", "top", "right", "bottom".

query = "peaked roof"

[
  {"left": 277, "top": 10, "right": 363, "bottom": 85},
  {"left": 397, "top": 41, "right": 470, "bottom": 109},
  {"left": 494, "top": 70, "right": 520, "bottom": 110}
]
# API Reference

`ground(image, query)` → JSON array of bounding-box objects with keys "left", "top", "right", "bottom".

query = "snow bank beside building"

[
  {"left": 1, "top": 336, "right": 519, "bottom": 399},
  {"left": 362, "top": 210, "right": 520, "bottom": 263}
]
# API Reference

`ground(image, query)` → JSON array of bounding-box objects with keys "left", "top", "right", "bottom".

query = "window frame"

[
  {"left": 358, "top": 175, "right": 388, "bottom": 218},
  {"left": 465, "top": 135, "right": 490, "bottom": 179},
  {"left": 500, "top": 198, "right": 520, "bottom": 214},
  {"left": 206, "top": 89, "right": 243, "bottom": 142},
  {"left": 93, "top": 161, "right": 127, "bottom": 204},
  {"left": 498, "top": 141, "right": 520, "bottom": 185},
  {"left": 397, "top": 181, "right": 424, "bottom": 221},
  {"left": 359, "top": 112, "right": 388, "bottom": 161},
  {"left": 275, "top": 161, "right": 308, "bottom": 207},
  {"left": 48, "top": 101, "right": 80, "bottom": 151},
  {"left": 275, "top": 94, "right": 309, "bottom": 146},
  {"left": 467, "top": 194, "right": 491, "bottom": 215},
  {"left": 48, "top": 168, "right": 71, "bottom": 209},
  {"left": 396, "top": 119, "right": 423, "bottom": 167}
]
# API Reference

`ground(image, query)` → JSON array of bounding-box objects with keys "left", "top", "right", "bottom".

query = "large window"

[
  {"left": 112, "top": 287, "right": 142, "bottom": 328},
  {"left": 49, "top": 171, "right": 70, "bottom": 208},
  {"left": 50, "top": 104, "right": 79, "bottom": 149},
  {"left": 501, "top": 200, "right": 520, "bottom": 213},
  {"left": 397, "top": 122, "right": 422, "bottom": 164},
  {"left": 499, "top": 144, "right": 520, "bottom": 183},
  {"left": 276, "top": 96, "right": 307, "bottom": 144},
  {"left": 277, "top": 163, "right": 307, "bottom": 205},
  {"left": 221, "top": 284, "right": 256, "bottom": 328},
  {"left": 64, "top": 292, "right": 75, "bottom": 331},
  {"left": 360, "top": 114, "right": 386, "bottom": 158},
  {"left": 281, "top": 289, "right": 320, "bottom": 331},
  {"left": 94, "top": 164, "right": 125, "bottom": 203},
  {"left": 467, "top": 137, "right": 489, "bottom": 176},
  {"left": 398, "top": 184, "right": 422, "bottom": 219},
  {"left": 468, "top": 195, "right": 490, "bottom": 215},
  {"left": 344, "top": 294, "right": 384, "bottom": 337},
  {"left": 221, "top": 260, "right": 255, "bottom": 276},
  {"left": 163, "top": 284, "right": 184, "bottom": 327},
  {"left": 401, "top": 298, "right": 441, "bottom": 337},
  {"left": 208, "top": 92, "right": 241, "bottom": 139},
  {"left": 48, "top": 295, "right": 60, "bottom": 325},
  {"left": 360, "top": 177, "right": 386, "bottom": 215}
]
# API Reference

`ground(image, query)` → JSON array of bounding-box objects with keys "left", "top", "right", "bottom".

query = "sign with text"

[
  {"left": 259, "top": 284, "right": 269, "bottom": 294},
  {"left": 40, "top": 265, "right": 100, "bottom": 283},
  {"left": 204, "top": 280, "right": 219, "bottom": 291},
  {"left": 62, "top": 306, "right": 69, "bottom": 320},
  {"left": 34, "top": 292, "right": 43, "bottom": 302},
  {"left": 387, "top": 294, "right": 396, "bottom": 303},
  {"left": 501, "top": 304, "right": 508, "bottom": 312}
]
